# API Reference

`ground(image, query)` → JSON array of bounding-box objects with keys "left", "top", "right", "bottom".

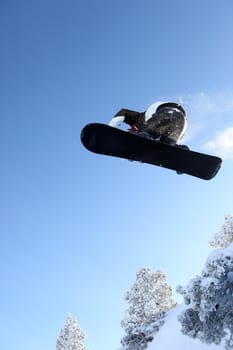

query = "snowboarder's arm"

[{"left": 109, "top": 108, "right": 145, "bottom": 129}]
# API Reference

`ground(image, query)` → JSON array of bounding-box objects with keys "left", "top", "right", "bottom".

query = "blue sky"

[{"left": 1, "top": 1, "right": 233, "bottom": 350}]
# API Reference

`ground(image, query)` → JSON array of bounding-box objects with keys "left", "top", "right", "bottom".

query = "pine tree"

[
  {"left": 210, "top": 214, "right": 233, "bottom": 248},
  {"left": 56, "top": 314, "right": 87, "bottom": 350},
  {"left": 121, "top": 267, "right": 176, "bottom": 350},
  {"left": 177, "top": 243, "right": 233, "bottom": 349}
]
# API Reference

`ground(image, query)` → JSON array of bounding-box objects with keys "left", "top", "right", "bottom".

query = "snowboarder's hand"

[{"left": 109, "top": 116, "right": 125, "bottom": 128}]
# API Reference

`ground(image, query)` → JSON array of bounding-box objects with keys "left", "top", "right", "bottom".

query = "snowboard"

[{"left": 80, "top": 123, "right": 222, "bottom": 180}]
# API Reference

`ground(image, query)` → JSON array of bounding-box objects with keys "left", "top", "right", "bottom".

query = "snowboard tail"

[{"left": 81, "top": 123, "right": 222, "bottom": 180}]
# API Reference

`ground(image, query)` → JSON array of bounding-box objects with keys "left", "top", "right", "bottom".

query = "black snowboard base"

[{"left": 81, "top": 123, "right": 222, "bottom": 180}]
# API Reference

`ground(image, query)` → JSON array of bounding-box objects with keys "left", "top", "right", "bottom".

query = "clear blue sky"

[{"left": 1, "top": 1, "right": 233, "bottom": 350}]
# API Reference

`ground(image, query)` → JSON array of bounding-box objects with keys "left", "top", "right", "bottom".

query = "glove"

[{"left": 109, "top": 116, "right": 125, "bottom": 128}]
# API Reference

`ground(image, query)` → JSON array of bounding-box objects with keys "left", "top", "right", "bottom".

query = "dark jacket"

[{"left": 114, "top": 108, "right": 146, "bottom": 129}]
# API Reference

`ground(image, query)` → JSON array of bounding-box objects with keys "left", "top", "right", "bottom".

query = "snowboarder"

[
  {"left": 109, "top": 102, "right": 187, "bottom": 145},
  {"left": 81, "top": 102, "right": 222, "bottom": 179}
]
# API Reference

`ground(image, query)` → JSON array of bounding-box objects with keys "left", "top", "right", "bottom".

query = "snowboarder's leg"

[{"left": 143, "top": 103, "right": 187, "bottom": 143}]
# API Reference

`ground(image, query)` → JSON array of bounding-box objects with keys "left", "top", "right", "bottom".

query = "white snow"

[
  {"left": 200, "top": 276, "right": 218, "bottom": 287},
  {"left": 147, "top": 304, "right": 224, "bottom": 350},
  {"left": 179, "top": 96, "right": 184, "bottom": 104},
  {"left": 203, "top": 242, "right": 233, "bottom": 275}
]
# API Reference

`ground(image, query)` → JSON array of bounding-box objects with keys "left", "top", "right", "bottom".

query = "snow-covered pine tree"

[
  {"left": 56, "top": 314, "right": 87, "bottom": 350},
  {"left": 210, "top": 214, "right": 233, "bottom": 248},
  {"left": 121, "top": 267, "right": 176, "bottom": 350},
  {"left": 177, "top": 243, "right": 233, "bottom": 349}
]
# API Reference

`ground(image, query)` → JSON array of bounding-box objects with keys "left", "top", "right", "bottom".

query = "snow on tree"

[
  {"left": 121, "top": 267, "right": 176, "bottom": 350},
  {"left": 56, "top": 314, "right": 87, "bottom": 350},
  {"left": 210, "top": 214, "right": 233, "bottom": 248},
  {"left": 177, "top": 243, "right": 233, "bottom": 349}
]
